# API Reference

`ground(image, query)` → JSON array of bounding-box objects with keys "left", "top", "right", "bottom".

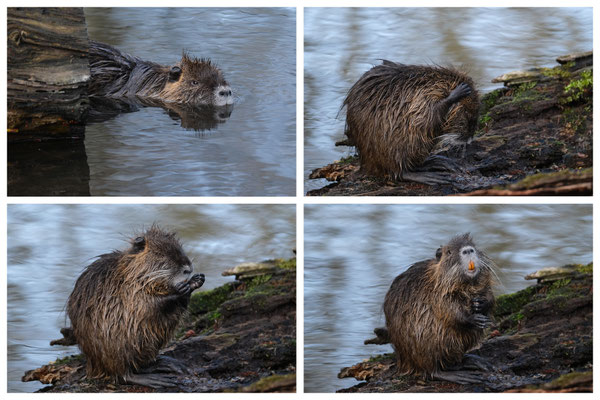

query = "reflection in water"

[
  {"left": 7, "top": 204, "right": 296, "bottom": 392},
  {"left": 8, "top": 140, "right": 90, "bottom": 196},
  {"left": 89, "top": 96, "right": 234, "bottom": 132},
  {"left": 303, "top": 204, "right": 592, "bottom": 392},
  {"left": 304, "top": 7, "right": 593, "bottom": 192}
]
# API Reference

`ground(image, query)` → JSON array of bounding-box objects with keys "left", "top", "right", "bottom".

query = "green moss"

[
  {"left": 510, "top": 81, "right": 548, "bottom": 104},
  {"left": 241, "top": 373, "right": 295, "bottom": 392},
  {"left": 481, "top": 89, "right": 503, "bottom": 111},
  {"left": 51, "top": 354, "right": 84, "bottom": 366},
  {"left": 576, "top": 262, "right": 593, "bottom": 274},
  {"left": 494, "top": 285, "right": 537, "bottom": 318},
  {"left": 275, "top": 258, "right": 296, "bottom": 270},
  {"left": 540, "top": 64, "right": 573, "bottom": 80},
  {"left": 549, "top": 278, "right": 572, "bottom": 291},
  {"left": 188, "top": 283, "right": 234, "bottom": 315},
  {"left": 510, "top": 312, "right": 525, "bottom": 323},
  {"left": 338, "top": 155, "right": 358, "bottom": 165},
  {"left": 545, "top": 370, "right": 592, "bottom": 389},
  {"left": 561, "top": 107, "right": 588, "bottom": 135},
  {"left": 511, "top": 169, "right": 587, "bottom": 190},
  {"left": 477, "top": 113, "right": 492, "bottom": 133},
  {"left": 561, "top": 69, "right": 593, "bottom": 104},
  {"left": 248, "top": 274, "right": 273, "bottom": 289}
]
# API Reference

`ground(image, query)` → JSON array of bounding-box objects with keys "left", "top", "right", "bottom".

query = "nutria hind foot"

[
  {"left": 400, "top": 171, "right": 453, "bottom": 186},
  {"left": 419, "top": 154, "right": 467, "bottom": 173},
  {"left": 430, "top": 355, "right": 494, "bottom": 385},
  {"left": 442, "top": 353, "right": 495, "bottom": 373},
  {"left": 460, "top": 354, "right": 495, "bottom": 372},
  {"left": 138, "top": 354, "right": 194, "bottom": 376},
  {"left": 398, "top": 154, "right": 467, "bottom": 185},
  {"left": 431, "top": 370, "right": 484, "bottom": 385},
  {"left": 122, "top": 372, "right": 179, "bottom": 389}
]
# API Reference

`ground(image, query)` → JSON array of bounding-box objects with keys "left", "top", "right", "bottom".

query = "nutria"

[
  {"left": 343, "top": 62, "right": 479, "bottom": 180},
  {"left": 383, "top": 233, "right": 494, "bottom": 382},
  {"left": 66, "top": 225, "right": 205, "bottom": 388},
  {"left": 89, "top": 40, "right": 233, "bottom": 107}
]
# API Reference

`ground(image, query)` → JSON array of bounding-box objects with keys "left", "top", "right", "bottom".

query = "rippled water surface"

[
  {"left": 304, "top": 7, "right": 593, "bottom": 193},
  {"left": 7, "top": 204, "right": 296, "bottom": 392},
  {"left": 304, "top": 204, "right": 592, "bottom": 392},
  {"left": 68, "top": 8, "right": 295, "bottom": 196}
]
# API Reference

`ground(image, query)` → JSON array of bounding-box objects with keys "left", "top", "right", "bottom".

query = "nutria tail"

[{"left": 89, "top": 41, "right": 141, "bottom": 97}]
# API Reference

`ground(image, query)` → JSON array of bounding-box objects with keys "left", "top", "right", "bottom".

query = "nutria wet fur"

[
  {"left": 383, "top": 233, "right": 494, "bottom": 376},
  {"left": 67, "top": 226, "right": 205, "bottom": 381},
  {"left": 89, "top": 40, "right": 233, "bottom": 106},
  {"left": 343, "top": 62, "right": 479, "bottom": 178}
]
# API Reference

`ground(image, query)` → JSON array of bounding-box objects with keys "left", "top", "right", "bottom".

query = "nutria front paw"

[
  {"left": 469, "top": 313, "right": 491, "bottom": 329},
  {"left": 189, "top": 273, "right": 205, "bottom": 291},
  {"left": 471, "top": 297, "right": 487, "bottom": 313},
  {"left": 175, "top": 281, "right": 192, "bottom": 296},
  {"left": 448, "top": 82, "right": 472, "bottom": 103}
]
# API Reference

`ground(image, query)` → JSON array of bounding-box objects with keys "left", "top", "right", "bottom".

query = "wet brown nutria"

[
  {"left": 89, "top": 40, "right": 233, "bottom": 106},
  {"left": 343, "top": 62, "right": 479, "bottom": 179},
  {"left": 66, "top": 226, "right": 205, "bottom": 386},
  {"left": 383, "top": 233, "right": 494, "bottom": 377}
]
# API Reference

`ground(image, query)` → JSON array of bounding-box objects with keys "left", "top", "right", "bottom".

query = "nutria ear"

[
  {"left": 169, "top": 66, "right": 182, "bottom": 82},
  {"left": 133, "top": 236, "right": 146, "bottom": 252},
  {"left": 436, "top": 247, "right": 442, "bottom": 260}
]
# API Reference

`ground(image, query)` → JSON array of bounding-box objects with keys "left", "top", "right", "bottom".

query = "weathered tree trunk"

[{"left": 7, "top": 7, "right": 90, "bottom": 141}]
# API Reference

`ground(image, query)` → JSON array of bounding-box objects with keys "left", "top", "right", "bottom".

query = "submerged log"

[{"left": 7, "top": 7, "right": 90, "bottom": 140}]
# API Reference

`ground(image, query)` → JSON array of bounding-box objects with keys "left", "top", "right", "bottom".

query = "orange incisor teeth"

[{"left": 469, "top": 260, "right": 475, "bottom": 270}]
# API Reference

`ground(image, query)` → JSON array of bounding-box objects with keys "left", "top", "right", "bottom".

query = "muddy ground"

[
  {"left": 308, "top": 51, "right": 592, "bottom": 196},
  {"left": 22, "top": 257, "right": 297, "bottom": 393},
  {"left": 337, "top": 263, "right": 592, "bottom": 392}
]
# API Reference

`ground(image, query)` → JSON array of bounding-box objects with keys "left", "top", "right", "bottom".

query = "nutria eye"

[{"left": 191, "top": 80, "right": 199, "bottom": 85}]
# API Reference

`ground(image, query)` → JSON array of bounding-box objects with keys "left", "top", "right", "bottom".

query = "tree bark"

[{"left": 7, "top": 7, "right": 90, "bottom": 141}]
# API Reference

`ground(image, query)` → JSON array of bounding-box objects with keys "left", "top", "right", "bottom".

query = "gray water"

[
  {"left": 84, "top": 8, "right": 295, "bottom": 196},
  {"left": 304, "top": 204, "right": 592, "bottom": 392},
  {"left": 7, "top": 204, "right": 296, "bottom": 392},
  {"left": 304, "top": 7, "right": 593, "bottom": 193}
]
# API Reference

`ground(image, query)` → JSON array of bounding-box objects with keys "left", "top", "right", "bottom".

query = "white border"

[{"left": 2, "top": 1, "right": 598, "bottom": 399}]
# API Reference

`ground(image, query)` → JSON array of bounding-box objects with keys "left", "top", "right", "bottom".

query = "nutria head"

[
  {"left": 434, "top": 233, "right": 491, "bottom": 284},
  {"left": 161, "top": 53, "right": 233, "bottom": 107},
  {"left": 121, "top": 226, "right": 194, "bottom": 292}
]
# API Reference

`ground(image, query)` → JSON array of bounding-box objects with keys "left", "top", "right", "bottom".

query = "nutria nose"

[
  {"left": 219, "top": 90, "right": 232, "bottom": 97},
  {"left": 462, "top": 247, "right": 475, "bottom": 255}
]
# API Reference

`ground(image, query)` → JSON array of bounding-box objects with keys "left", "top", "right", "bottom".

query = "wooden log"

[{"left": 7, "top": 7, "right": 90, "bottom": 140}]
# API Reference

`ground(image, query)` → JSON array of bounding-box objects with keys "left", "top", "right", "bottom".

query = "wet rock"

[{"left": 338, "top": 262, "right": 592, "bottom": 392}]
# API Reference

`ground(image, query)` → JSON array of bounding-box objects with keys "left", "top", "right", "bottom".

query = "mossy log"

[{"left": 7, "top": 7, "right": 90, "bottom": 140}]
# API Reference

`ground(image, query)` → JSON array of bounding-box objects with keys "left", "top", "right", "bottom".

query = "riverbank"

[
  {"left": 308, "top": 51, "right": 592, "bottom": 196},
  {"left": 337, "top": 262, "right": 592, "bottom": 392},
  {"left": 22, "top": 256, "right": 296, "bottom": 393}
]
